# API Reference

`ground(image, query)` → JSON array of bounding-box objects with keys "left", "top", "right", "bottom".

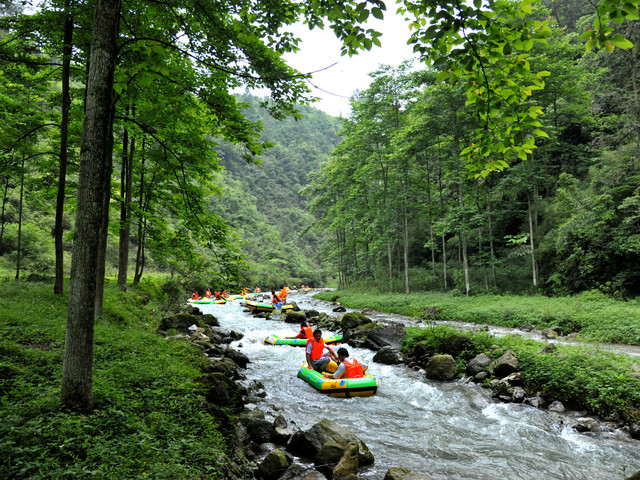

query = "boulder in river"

[
  {"left": 339, "top": 312, "right": 373, "bottom": 331},
  {"left": 285, "top": 310, "right": 308, "bottom": 324},
  {"left": 425, "top": 354, "right": 458, "bottom": 381},
  {"left": 373, "top": 346, "right": 403, "bottom": 364},
  {"left": 257, "top": 448, "right": 292, "bottom": 480},
  {"left": 466, "top": 353, "right": 493, "bottom": 376},
  {"left": 331, "top": 442, "right": 359, "bottom": 480},
  {"left": 287, "top": 419, "right": 374, "bottom": 467}
]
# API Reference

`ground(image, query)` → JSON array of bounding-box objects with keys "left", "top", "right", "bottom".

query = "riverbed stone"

[
  {"left": 257, "top": 448, "right": 292, "bottom": 480},
  {"left": 493, "top": 349, "right": 520, "bottom": 378},
  {"left": 204, "top": 356, "right": 244, "bottom": 379},
  {"left": 305, "top": 309, "right": 320, "bottom": 319},
  {"left": 279, "top": 464, "right": 325, "bottom": 480},
  {"left": 239, "top": 409, "right": 274, "bottom": 444},
  {"left": 373, "top": 346, "right": 403, "bottom": 364},
  {"left": 158, "top": 313, "right": 203, "bottom": 332},
  {"left": 339, "top": 312, "right": 373, "bottom": 331},
  {"left": 331, "top": 442, "right": 359, "bottom": 480},
  {"left": 539, "top": 343, "right": 557, "bottom": 354},
  {"left": 315, "top": 439, "right": 347, "bottom": 476},
  {"left": 575, "top": 417, "right": 601, "bottom": 433},
  {"left": 224, "top": 347, "right": 250, "bottom": 368},
  {"left": 287, "top": 419, "right": 374, "bottom": 467},
  {"left": 628, "top": 422, "right": 640, "bottom": 440},
  {"left": 383, "top": 466, "right": 435, "bottom": 480},
  {"left": 466, "top": 353, "right": 493, "bottom": 375},
  {"left": 524, "top": 395, "right": 547, "bottom": 409},
  {"left": 364, "top": 324, "right": 407, "bottom": 350},
  {"left": 548, "top": 400, "right": 566, "bottom": 413},
  {"left": 285, "top": 310, "right": 308, "bottom": 324},
  {"left": 425, "top": 354, "right": 458, "bottom": 381}
]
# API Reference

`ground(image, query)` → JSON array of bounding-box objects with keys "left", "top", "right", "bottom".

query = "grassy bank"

[
  {"left": 315, "top": 289, "right": 640, "bottom": 345},
  {"left": 0, "top": 279, "right": 249, "bottom": 480}
]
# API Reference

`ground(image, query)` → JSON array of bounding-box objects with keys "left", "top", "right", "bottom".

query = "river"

[{"left": 197, "top": 292, "right": 640, "bottom": 480}]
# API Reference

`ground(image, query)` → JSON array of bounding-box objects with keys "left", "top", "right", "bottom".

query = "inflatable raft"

[
  {"left": 264, "top": 334, "right": 342, "bottom": 347},
  {"left": 297, "top": 360, "right": 378, "bottom": 398},
  {"left": 187, "top": 298, "right": 226, "bottom": 304},
  {"left": 246, "top": 301, "right": 293, "bottom": 312}
]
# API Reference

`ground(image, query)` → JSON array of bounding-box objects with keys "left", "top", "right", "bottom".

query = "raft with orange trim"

[
  {"left": 297, "top": 360, "right": 378, "bottom": 398},
  {"left": 246, "top": 301, "right": 293, "bottom": 312},
  {"left": 264, "top": 334, "right": 342, "bottom": 347}
]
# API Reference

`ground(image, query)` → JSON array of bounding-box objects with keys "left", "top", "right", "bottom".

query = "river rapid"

[{"left": 198, "top": 292, "right": 640, "bottom": 480}]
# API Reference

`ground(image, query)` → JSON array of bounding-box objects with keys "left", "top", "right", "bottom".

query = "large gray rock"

[
  {"left": 315, "top": 439, "right": 348, "bottom": 477},
  {"left": 466, "top": 353, "right": 493, "bottom": 376},
  {"left": 493, "top": 350, "right": 520, "bottom": 378},
  {"left": 203, "top": 357, "right": 244, "bottom": 380},
  {"left": 364, "top": 324, "right": 407, "bottom": 350},
  {"left": 239, "top": 409, "right": 273, "bottom": 444},
  {"left": 331, "top": 442, "right": 359, "bottom": 480},
  {"left": 288, "top": 419, "right": 374, "bottom": 467},
  {"left": 373, "top": 346, "right": 403, "bottom": 365},
  {"left": 158, "top": 313, "right": 202, "bottom": 332},
  {"left": 425, "top": 355, "right": 458, "bottom": 381},
  {"left": 257, "top": 448, "right": 292, "bottom": 480},
  {"left": 339, "top": 312, "right": 373, "bottom": 331},
  {"left": 278, "top": 464, "right": 325, "bottom": 480},
  {"left": 285, "top": 310, "right": 308, "bottom": 324},
  {"left": 384, "top": 466, "right": 435, "bottom": 480},
  {"left": 224, "top": 347, "right": 250, "bottom": 368}
]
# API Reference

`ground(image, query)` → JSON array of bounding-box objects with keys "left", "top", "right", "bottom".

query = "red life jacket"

[
  {"left": 300, "top": 326, "right": 313, "bottom": 338},
  {"left": 191, "top": 292, "right": 199, "bottom": 300},
  {"left": 307, "top": 337, "right": 325, "bottom": 361},
  {"left": 342, "top": 358, "right": 364, "bottom": 378},
  {"left": 272, "top": 293, "right": 281, "bottom": 304},
  {"left": 205, "top": 290, "right": 212, "bottom": 298}
]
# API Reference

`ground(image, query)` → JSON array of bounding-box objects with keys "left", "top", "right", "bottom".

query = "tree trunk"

[
  {"left": 54, "top": 13, "right": 74, "bottom": 296},
  {"left": 0, "top": 176, "right": 10, "bottom": 249},
  {"left": 94, "top": 112, "right": 115, "bottom": 318},
  {"left": 15, "top": 155, "right": 25, "bottom": 281},
  {"left": 117, "top": 120, "right": 135, "bottom": 291},
  {"left": 527, "top": 192, "right": 538, "bottom": 287},
  {"left": 133, "top": 140, "right": 146, "bottom": 286},
  {"left": 61, "top": 0, "right": 121, "bottom": 412},
  {"left": 402, "top": 200, "right": 410, "bottom": 294}
]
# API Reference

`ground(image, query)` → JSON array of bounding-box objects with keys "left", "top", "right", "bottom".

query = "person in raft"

[
  {"left": 279, "top": 286, "right": 288, "bottom": 305},
  {"left": 324, "top": 347, "right": 368, "bottom": 379},
  {"left": 205, "top": 289, "right": 212, "bottom": 298},
  {"left": 306, "top": 329, "right": 339, "bottom": 372},
  {"left": 271, "top": 291, "right": 282, "bottom": 309},
  {"left": 295, "top": 320, "right": 313, "bottom": 339}
]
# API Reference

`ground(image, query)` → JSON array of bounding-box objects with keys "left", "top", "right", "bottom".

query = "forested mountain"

[{"left": 212, "top": 94, "right": 343, "bottom": 287}]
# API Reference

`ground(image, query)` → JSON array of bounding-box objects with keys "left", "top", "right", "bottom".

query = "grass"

[
  {"left": 316, "top": 288, "right": 640, "bottom": 345},
  {"left": 0, "top": 278, "right": 250, "bottom": 480}
]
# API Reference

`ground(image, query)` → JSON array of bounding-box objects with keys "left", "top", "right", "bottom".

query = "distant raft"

[
  {"left": 246, "top": 301, "right": 293, "bottom": 313},
  {"left": 187, "top": 298, "right": 226, "bottom": 304},
  {"left": 297, "top": 360, "right": 378, "bottom": 398},
  {"left": 264, "top": 334, "right": 342, "bottom": 347}
]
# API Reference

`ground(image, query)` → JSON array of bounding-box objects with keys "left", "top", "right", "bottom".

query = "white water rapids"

[{"left": 197, "top": 292, "right": 640, "bottom": 480}]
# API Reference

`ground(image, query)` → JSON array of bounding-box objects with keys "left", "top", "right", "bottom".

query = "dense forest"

[
  {"left": 305, "top": 2, "right": 640, "bottom": 298},
  {"left": 1, "top": 0, "right": 639, "bottom": 298}
]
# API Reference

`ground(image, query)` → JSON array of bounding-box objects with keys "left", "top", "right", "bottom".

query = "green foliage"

[
  {"left": 316, "top": 289, "right": 640, "bottom": 345},
  {"left": 0, "top": 280, "right": 246, "bottom": 479}
]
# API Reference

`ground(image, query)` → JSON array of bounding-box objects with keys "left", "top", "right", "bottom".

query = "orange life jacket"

[
  {"left": 191, "top": 292, "right": 198, "bottom": 300},
  {"left": 307, "top": 337, "right": 325, "bottom": 361},
  {"left": 272, "top": 293, "right": 281, "bottom": 304},
  {"left": 205, "top": 290, "right": 212, "bottom": 298},
  {"left": 300, "top": 326, "right": 313, "bottom": 338},
  {"left": 214, "top": 291, "right": 221, "bottom": 299},
  {"left": 280, "top": 288, "right": 287, "bottom": 298},
  {"left": 342, "top": 358, "right": 364, "bottom": 378}
]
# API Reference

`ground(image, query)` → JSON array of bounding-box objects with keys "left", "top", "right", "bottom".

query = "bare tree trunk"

[
  {"left": 0, "top": 176, "right": 10, "bottom": 249},
  {"left": 54, "top": 12, "right": 74, "bottom": 295},
  {"left": 527, "top": 192, "right": 538, "bottom": 287},
  {"left": 15, "top": 156, "right": 25, "bottom": 281},
  {"left": 487, "top": 197, "right": 497, "bottom": 287},
  {"left": 402, "top": 200, "right": 410, "bottom": 294},
  {"left": 133, "top": 140, "right": 146, "bottom": 286},
  {"left": 61, "top": 0, "right": 121, "bottom": 412},
  {"left": 117, "top": 120, "right": 135, "bottom": 291}
]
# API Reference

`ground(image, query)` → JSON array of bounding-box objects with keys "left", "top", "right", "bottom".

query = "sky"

[{"left": 281, "top": 10, "right": 421, "bottom": 118}]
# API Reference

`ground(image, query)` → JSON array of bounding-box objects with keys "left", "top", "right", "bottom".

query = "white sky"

[{"left": 282, "top": 9, "right": 421, "bottom": 118}]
